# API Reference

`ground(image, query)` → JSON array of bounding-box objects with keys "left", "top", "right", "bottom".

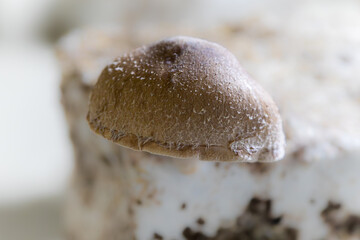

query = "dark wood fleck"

[
  {"left": 322, "top": 201, "right": 360, "bottom": 237},
  {"left": 182, "top": 197, "right": 297, "bottom": 240},
  {"left": 181, "top": 203, "right": 187, "bottom": 210},
  {"left": 153, "top": 232, "right": 163, "bottom": 240},
  {"left": 197, "top": 218, "right": 205, "bottom": 225}
]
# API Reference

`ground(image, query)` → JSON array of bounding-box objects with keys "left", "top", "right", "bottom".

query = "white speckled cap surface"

[{"left": 87, "top": 36, "right": 285, "bottom": 161}]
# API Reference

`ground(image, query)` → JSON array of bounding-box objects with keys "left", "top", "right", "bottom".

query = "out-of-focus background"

[{"left": 1, "top": 0, "right": 360, "bottom": 239}]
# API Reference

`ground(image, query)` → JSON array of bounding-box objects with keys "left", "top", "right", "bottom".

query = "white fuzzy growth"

[{"left": 58, "top": 3, "right": 360, "bottom": 239}]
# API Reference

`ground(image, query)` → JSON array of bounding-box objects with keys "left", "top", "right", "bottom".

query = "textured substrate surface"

[{"left": 59, "top": 8, "right": 360, "bottom": 239}]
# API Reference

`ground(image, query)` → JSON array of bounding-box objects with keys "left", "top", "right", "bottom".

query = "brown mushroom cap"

[{"left": 87, "top": 36, "right": 285, "bottom": 162}]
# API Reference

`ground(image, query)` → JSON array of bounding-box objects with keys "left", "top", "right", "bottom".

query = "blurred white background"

[
  {"left": 0, "top": 0, "right": 72, "bottom": 204},
  {"left": 0, "top": 0, "right": 73, "bottom": 239}
]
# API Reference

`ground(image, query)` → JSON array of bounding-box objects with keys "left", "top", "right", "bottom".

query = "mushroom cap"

[{"left": 87, "top": 36, "right": 285, "bottom": 162}]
